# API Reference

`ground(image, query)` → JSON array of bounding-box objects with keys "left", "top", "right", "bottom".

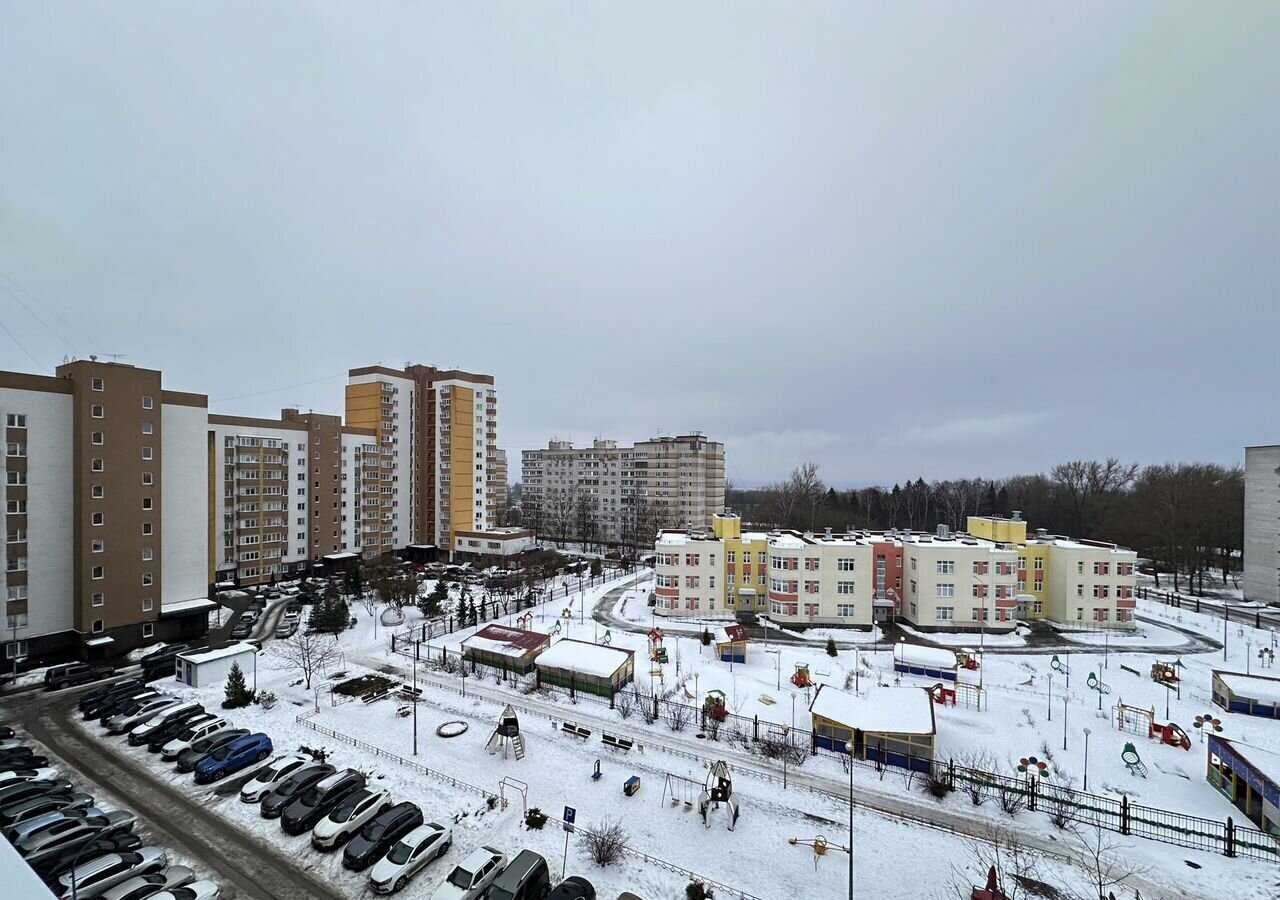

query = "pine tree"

[
  {"left": 826, "top": 636, "right": 838, "bottom": 657},
  {"left": 418, "top": 581, "right": 448, "bottom": 619},
  {"left": 222, "top": 661, "right": 254, "bottom": 709}
]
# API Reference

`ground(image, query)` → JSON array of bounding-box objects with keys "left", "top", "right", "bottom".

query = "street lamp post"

[
  {"left": 845, "top": 740, "right": 855, "bottom": 900},
  {"left": 1083, "top": 727, "right": 1092, "bottom": 791},
  {"left": 413, "top": 641, "right": 419, "bottom": 756},
  {"left": 1062, "top": 697, "right": 1068, "bottom": 751},
  {"left": 1165, "top": 679, "right": 1171, "bottom": 721},
  {"left": 1047, "top": 673, "right": 1053, "bottom": 722},
  {"left": 1097, "top": 663, "right": 1103, "bottom": 712}
]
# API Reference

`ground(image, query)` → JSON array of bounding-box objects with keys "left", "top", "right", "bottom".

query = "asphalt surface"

[{"left": 1, "top": 685, "right": 346, "bottom": 900}]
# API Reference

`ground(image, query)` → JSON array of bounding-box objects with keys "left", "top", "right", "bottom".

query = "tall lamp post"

[
  {"left": 844, "top": 741, "right": 855, "bottom": 900},
  {"left": 1062, "top": 696, "right": 1068, "bottom": 751},
  {"left": 1083, "top": 727, "right": 1092, "bottom": 791},
  {"left": 1047, "top": 673, "right": 1053, "bottom": 722},
  {"left": 412, "top": 641, "right": 419, "bottom": 756}
]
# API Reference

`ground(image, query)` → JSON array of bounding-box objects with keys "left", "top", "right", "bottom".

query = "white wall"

[
  {"left": 0, "top": 388, "right": 74, "bottom": 640},
  {"left": 161, "top": 403, "right": 209, "bottom": 604}
]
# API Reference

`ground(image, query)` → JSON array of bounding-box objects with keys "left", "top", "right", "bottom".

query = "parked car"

[
  {"left": 107, "top": 697, "right": 183, "bottom": 735},
  {"left": 128, "top": 701, "right": 204, "bottom": 746},
  {"left": 258, "top": 763, "right": 334, "bottom": 818},
  {"left": 98, "top": 692, "right": 167, "bottom": 728},
  {"left": 229, "top": 622, "right": 252, "bottom": 639},
  {"left": 282, "top": 769, "right": 366, "bottom": 835},
  {"left": 174, "top": 729, "right": 249, "bottom": 773},
  {"left": 79, "top": 679, "right": 144, "bottom": 713},
  {"left": 100, "top": 865, "right": 196, "bottom": 900},
  {"left": 430, "top": 846, "right": 506, "bottom": 900},
  {"left": 0, "top": 751, "right": 49, "bottom": 772},
  {"left": 18, "top": 810, "right": 134, "bottom": 858},
  {"left": 193, "top": 733, "right": 272, "bottom": 784},
  {"left": 55, "top": 847, "right": 167, "bottom": 899},
  {"left": 45, "top": 664, "right": 113, "bottom": 691},
  {"left": 32, "top": 832, "right": 144, "bottom": 884},
  {"left": 0, "top": 777, "right": 74, "bottom": 810},
  {"left": 368, "top": 821, "right": 452, "bottom": 894},
  {"left": 149, "top": 880, "right": 221, "bottom": 900},
  {"left": 161, "top": 717, "right": 230, "bottom": 760},
  {"left": 273, "top": 620, "right": 297, "bottom": 639},
  {"left": 5, "top": 803, "right": 102, "bottom": 843},
  {"left": 343, "top": 801, "right": 423, "bottom": 871},
  {"left": 312, "top": 786, "right": 392, "bottom": 851},
  {"left": 238, "top": 753, "right": 310, "bottom": 803},
  {"left": 147, "top": 712, "right": 219, "bottom": 754},
  {"left": 84, "top": 688, "right": 159, "bottom": 722},
  {"left": 0, "top": 737, "right": 28, "bottom": 751},
  {"left": 486, "top": 849, "right": 551, "bottom": 900},
  {"left": 0, "top": 766, "right": 61, "bottom": 785},
  {"left": 0, "top": 791, "right": 94, "bottom": 828},
  {"left": 0, "top": 726, "right": 13, "bottom": 740}
]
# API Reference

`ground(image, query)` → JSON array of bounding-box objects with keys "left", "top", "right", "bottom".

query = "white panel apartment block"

[
  {"left": 160, "top": 403, "right": 210, "bottom": 604},
  {"left": 1245, "top": 445, "right": 1280, "bottom": 606}
]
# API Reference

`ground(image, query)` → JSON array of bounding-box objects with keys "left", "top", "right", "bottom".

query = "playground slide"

[{"left": 1121, "top": 742, "right": 1148, "bottom": 778}]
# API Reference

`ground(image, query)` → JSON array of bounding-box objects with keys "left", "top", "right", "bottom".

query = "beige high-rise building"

[
  {"left": 521, "top": 434, "right": 725, "bottom": 546},
  {"left": 345, "top": 365, "right": 501, "bottom": 554}
]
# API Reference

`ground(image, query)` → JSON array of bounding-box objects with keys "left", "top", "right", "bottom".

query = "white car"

[
  {"left": 369, "top": 822, "right": 452, "bottom": 894},
  {"left": 239, "top": 753, "right": 310, "bottom": 803},
  {"left": 128, "top": 701, "right": 203, "bottom": 744},
  {"left": 101, "top": 865, "right": 196, "bottom": 900},
  {"left": 311, "top": 786, "right": 391, "bottom": 850},
  {"left": 430, "top": 846, "right": 505, "bottom": 900},
  {"left": 0, "top": 767, "right": 60, "bottom": 785},
  {"left": 161, "top": 718, "right": 230, "bottom": 760},
  {"left": 149, "top": 882, "right": 221, "bottom": 900},
  {"left": 107, "top": 697, "right": 181, "bottom": 735}
]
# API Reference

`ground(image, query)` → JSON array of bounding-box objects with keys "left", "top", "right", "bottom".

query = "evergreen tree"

[
  {"left": 590, "top": 558, "right": 602, "bottom": 578},
  {"left": 825, "top": 636, "right": 838, "bottom": 657},
  {"left": 222, "top": 661, "right": 254, "bottom": 709},
  {"left": 418, "top": 580, "right": 448, "bottom": 619}
]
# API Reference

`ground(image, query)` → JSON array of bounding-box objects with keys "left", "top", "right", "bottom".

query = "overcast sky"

[{"left": 2, "top": 3, "right": 1277, "bottom": 487}]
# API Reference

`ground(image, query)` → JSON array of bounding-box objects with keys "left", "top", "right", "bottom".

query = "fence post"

[
  {"left": 753, "top": 715, "right": 759, "bottom": 742},
  {"left": 1028, "top": 774, "right": 1037, "bottom": 812},
  {"left": 391, "top": 634, "right": 396, "bottom": 653},
  {"left": 1225, "top": 816, "right": 1236, "bottom": 857},
  {"left": 947, "top": 758, "right": 956, "bottom": 791},
  {"left": 1120, "top": 795, "right": 1130, "bottom": 835}
]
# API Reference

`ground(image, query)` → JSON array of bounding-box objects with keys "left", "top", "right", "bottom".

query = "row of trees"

[
  {"left": 519, "top": 486, "right": 661, "bottom": 558},
  {"left": 729, "top": 459, "right": 1243, "bottom": 594}
]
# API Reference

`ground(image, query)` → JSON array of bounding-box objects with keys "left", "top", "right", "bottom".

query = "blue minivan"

[{"left": 193, "top": 733, "right": 272, "bottom": 784}]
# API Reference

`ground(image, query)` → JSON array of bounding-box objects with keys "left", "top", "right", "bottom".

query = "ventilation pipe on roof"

[
  {"left": 937, "top": 524, "right": 951, "bottom": 540},
  {"left": 1011, "top": 510, "right": 1023, "bottom": 521},
  {"left": 824, "top": 527, "right": 832, "bottom": 539}
]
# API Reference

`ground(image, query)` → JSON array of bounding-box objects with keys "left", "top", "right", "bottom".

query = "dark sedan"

[
  {"left": 81, "top": 688, "right": 157, "bottom": 722},
  {"left": 342, "top": 802, "right": 424, "bottom": 871},
  {"left": 259, "top": 764, "right": 334, "bottom": 819},
  {"left": 0, "top": 778, "right": 73, "bottom": 811},
  {"left": 281, "top": 769, "right": 365, "bottom": 835},
  {"left": 547, "top": 876, "right": 597, "bottom": 900},
  {"left": 145, "top": 710, "right": 215, "bottom": 753},
  {"left": 0, "top": 792, "right": 93, "bottom": 829},
  {"left": 78, "top": 679, "right": 144, "bottom": 713},
  {"left": 174, "top": 729, "right": 249, "bottom": 773}
]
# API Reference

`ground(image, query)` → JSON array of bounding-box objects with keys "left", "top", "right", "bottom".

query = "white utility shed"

[{"left": 176, "top": 642, "right": 258, "bottom": 688}]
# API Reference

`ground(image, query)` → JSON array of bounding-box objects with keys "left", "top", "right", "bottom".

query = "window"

[
  {"left": 1076, "top": 607, "right": 1084, "bottom": 621},
  {"left": 92, "top": 619, "right": 104, "bottom": 633},
  {"left": 5, "top": 639, "right": 28, "bottom": 657},
  {"left": 5, "top": 500, "right": 25, "bottom": 514},
  {"left": 910, "top": 557, "right": 917, "bottom": 571},
  {"left": 92, "top": 592, "right": 104, "bottom": 607},
  {"left": 804, "top": 557, "right": 820, "bottom": 571},
  {"left": 141, "top": 497, "right": 153, "bottom": 510},
  {"left": 936, "top": 606, "right": 954, "bottom": 621},
  {"left": 91, "top": 377, "right": 104, "bottom": 391},
  {"left": 684, "top": 554, "right": 699, "bottom": 566},
  {"left": 1094, "top": 608, "right": 1110, "bottom": 623},
  {"left": 6, "top": 471, "right": 26, "bottom": 486},
  {"left": 91, "top": 458, "right": 103, "bottom": 472},
  {"left": 91, "top": 512, "right": 104, "bottom": 526},
  {"left": 91, "top": 565, "right": 104, "bottom": 580},
  {"left": 1094, "top": 562, "right": 1110, "bottom": 576},
  {"left": 837, "top": 581, "right": 856, "bottom": 594},
  {"left": 6, "top": 556, "right": 26, "bottom": 572},
  {"left": 142, "top": 623, "right": 154, "bottom": 638},
  {"left": 6, "top": 585, "right": 27, "bottom": 601},
  {"left": 5, "top": 442, "right": 25, "bottom": 457},
  {"left": 142, "top": 472, "right": 153, "bottom": 486},
  {"left": 1017, "top": 578, "right": 1026, "bottom": 591},
  {"left": 685, "top": 575, "right": 700, "bottom": 589},
  {"left": 90, "top": 404, "right": 104, "bottom": 418},
  {"left": 972, "top": 607, "right": 988, "bottom": 621},
  {"left": 91, "top": 539, "right": 104, "bottom": 553},
  {"left": 758, "top": 573, "right": 766, "bottom": 586},
  {"left": 1093, "top": 585, "right": 1110, "bottom": 599},
  {"left": 141, "top": 548, "right": 153, "bottom": 561},
  {"left": 5, "top": 414, "right": 26, "bottom": 428},
  {"left": 972, "top": 561, "right": 989, "bottom": 575},
  {"left": 837, "top": 603, "right": 856, "bottom": 617},
  {"left": 1077, "top": 561, "right": 1084, "bottom": 575},
  {"left": 728, "top": 572, "right": 735, "bottom": 585},
  {"left": 936, "top": 560, "right": 955, "bottom": 575},
  {"left": 1034, "top": 557, "right": 1044, "bottom": 571},
  {"left": 91, "top": 431, "right": 104, "bottom": 445},
  {"left": 758, "top": 552, "right": 766, "bottom": 565},
  {"left": 1077, "top": 584, "right": 1084, "bottom": 598},
  {"left": 972, "top": 584, "right": 987, "bottom": 598},
  {"left": 937, "top": 583, "right": 954, "bottom": 598},
  {"left": 805, "top": 580, "right": 820, "bottom": 594},
  {"left": 1016, "top": 557, "right": 1026, "bottom": 572},
  {"left": 142, "top": 523, "right": 152, "bottom": 535},
  {"left": 142, "top": 396, "right": 153, "bottom": 409},
  {"left": 91, "top": 484, "right": 103, "bottom": 498},
  {"left": 727, "top": 551, "right": 736, "bottom": 564},
  {"left": 142, "top": 422, "right": 153, "bottom": 435},
  {"left": 142, "top": 447, "right": 153, "bottom": 461},
  {"left": 1034, "top": 578, "right": 1043, "bottom": 591},
  {"left": 837, "top": 558, "right": 855, "bottom": 572}
]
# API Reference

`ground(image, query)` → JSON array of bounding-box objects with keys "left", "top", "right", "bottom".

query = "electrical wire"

[
  {"left": 0, "top": 316, "right": 50, "bottom": 372},
  {"left": 0, "top": 274, "right": 84, "bottom": 356},
  {"left": 211, "top": 373, "right": 347, "bottom": 404}
]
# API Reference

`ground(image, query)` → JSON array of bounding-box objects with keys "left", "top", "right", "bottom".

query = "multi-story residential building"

[
  {"left": 2, "top": 361, "right": 211, "bottom": 662},
  {"left": 489, "top": 449, "right": 509, "bottom": 523},
  {"left": 652, "top": 512, "right": 1136, "bottom": 631},
  {"left": 522, "top": 434, "right": 725, "bottom": 545},
  {"left": 345, "top": 365, "right": 500, "bottom": 554},
  {"left": 207, "top": 409, "right": 381, "bottom": 585},
  {"left": 1244, "top": 445, "right": 1280, "bottom": 607}
]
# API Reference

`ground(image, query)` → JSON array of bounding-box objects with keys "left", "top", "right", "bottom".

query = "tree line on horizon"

[{"left": 726, "top": 459, "right": 1242, "bottom": 596}]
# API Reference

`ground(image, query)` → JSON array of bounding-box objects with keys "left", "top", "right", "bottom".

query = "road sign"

[{"left": 563, "top": 806, "right": 576, "bottom": 832}]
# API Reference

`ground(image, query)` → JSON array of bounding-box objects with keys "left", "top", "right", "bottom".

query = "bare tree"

[
  {"left": 788, "top": 461, "right": 827, "bottom": 530},
  {"left": 942, "top": 823, "right": 1043, "bottom": 900},
  {"left": 268, "top": 628, "right": 341, "bottom": 690},
  {"left": 582, "top": 818, "right": 628, "bottom": 867},
  {"left": 1067, "top": 824, "right": 1149, "bottom": 900},
  {"left": 547, "top": 486, "right": 577, "bottom": 548},
  {"left": 662, "top": 699, "right": 693, "bottom": 732}
]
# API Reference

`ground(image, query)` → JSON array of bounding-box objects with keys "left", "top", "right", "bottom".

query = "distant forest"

[{"left": 725, "top": 459, "right": 1242, "bottom": 596}]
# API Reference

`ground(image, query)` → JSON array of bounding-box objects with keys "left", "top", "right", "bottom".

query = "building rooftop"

[
  {"left": 463, "top": 625, "right": 551, "bottom": 658},
  {"left": 178, "top": 642, "right": 257, "bottom": 665},
  {"left": 536, "top": 639, "right": 633, "bottom": 678},
  {"left": 810, "top": 684, "right": 936, "bottom": 736}
]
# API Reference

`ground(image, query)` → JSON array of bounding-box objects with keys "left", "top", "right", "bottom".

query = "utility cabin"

[
  {"left": 1211, "top": 670, "right": 1280, "bottom": 720},
  {"left": 462, "top": 625, "right": 551, "bottom": 676},
  {"left": 1206, "top": 735, "right": 1280, "bottom": 838},
  {"left": 175, "top": 642, "right": 258, "bottom": 689},
  {"left": 713, "top": 625, "right": 748, "bottom": 664},
  {"left": 810, "top": 684, "right": 937, "bottom": 774},
  {"left": 893, "top": 643, "right": 958, "bottom": 683},
  {"left": 535, "top": 639, "right": 635, "bottom": 698}
]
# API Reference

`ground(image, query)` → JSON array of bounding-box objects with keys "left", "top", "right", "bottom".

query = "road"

[{"left": 1, "top": 686, "right": 346, "bottom": 900}]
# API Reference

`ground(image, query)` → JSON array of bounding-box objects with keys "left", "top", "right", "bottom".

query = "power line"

[
  {"left": 0, "top": 276, "right": 81, "bottom": 356},
  {"left": 0, "top": 316, "right": 50, "bottom": 372},
  {"left": 0, "top": 269, "right": 105, "bottom": 355},
  {"left": 211, "top": 373, "right": 347, "bottom": 405}
]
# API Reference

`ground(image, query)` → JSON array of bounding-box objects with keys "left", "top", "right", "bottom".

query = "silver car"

[
  {"left": 101, "top": 865, "right": 196, "bottom": 900},
  {"left": 56, "top": 846, "right": 167, "bottom": 899}
]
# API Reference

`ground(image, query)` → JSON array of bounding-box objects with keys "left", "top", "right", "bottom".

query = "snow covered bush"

[
  {"left": 524, "top": 807, "right": 548, "bottom": 830},
  {"left": 686, "top": 881, "right": 714, "bottom": 900},
  {"left": 582, "top": 818, "right": 628, "bottom": 867}
]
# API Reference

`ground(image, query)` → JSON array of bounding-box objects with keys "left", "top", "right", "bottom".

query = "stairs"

[{"left": 513, "top": 734, "right": 526, "bottom": 760}]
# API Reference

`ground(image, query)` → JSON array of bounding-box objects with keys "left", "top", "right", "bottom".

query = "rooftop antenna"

[{"left": 105, "top": 353, "right": 127, "bottom": 363}]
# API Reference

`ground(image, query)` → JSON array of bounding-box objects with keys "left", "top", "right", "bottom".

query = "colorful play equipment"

[
  {"left": 1193, "top": 713, "right": 1224, "bottom": 742},
  {"left": 698, "top": 760, "right": 739, "bottom": 831},
  {"left": 787, "top": 835, "right": 851, "bottom": 870},
  {"left": 1150, "top": 721, "right": 1191, "bottom": 750},
  {"left": 1151, "top": 661, "right": 1180, "bottom": 686},
  {"left": 1087, "top": 671, "right": 1111, "bottom": 694},
  {"left": 955, "top": 648, "right": 981, "bottom": 671},
  {"left": 1016, "top": 756, "right": 1049, "bottom": 778},
  {"left": 791, "top": 662, "right": 814, "bottom": 689},
  {"left": 591, "top": 759, "right": 602, "bottom": 782},
  {"left": 485, "top": 704, "right": 525, "bottom": 761},
  {"left": 648, "top": 627, "right": 668, "bottom": 664},
  {"left": 1121, "top": 742, "right": 1148, "bottom": 778},
  {"left": 970, "top": 866, "right": 1011, "bottom": 900},
  {"left": 1050, "top": 654, "right": 1070, "bottom": 675},
  {"left": 703, "top": 689, "right": 728, "bottom": 722},
  {"left": 624, "top": 776, "right": 641, "bottom": 797},
  {"left": 929, "top": 682, "right": 957, "bottom": 707},
  {"left": 600, "top": 629, "right": 612, "bottom": 646},
  {"left": 516, "top": 613, "right": 533, "bottom": 630}
]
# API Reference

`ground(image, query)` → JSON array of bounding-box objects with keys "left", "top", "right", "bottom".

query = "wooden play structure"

[
  {"left": 703, "top": 689, "right": 728, "bottom": 722},
  {"left": 648, "top": 627, "right": 668, "bottom": 663},
  {"left": 929, "top": 683, "right": 957, "bottom": 707},
  {"left": 713, "top": 625, "right": 748, "bottom": 664},
  {"left": 486, "top": 704, "right": 526, "bottom": 760},
  {"left": 1151, "top": 660, "right": 1180, "bottom": 686},
  {"left": 955, "top": 648, "right": 981, "bottom": 671},
  {"left": 791, "top": 662, "right": 814, "bottom": 689},
  {"left": 1113, "top": 701, "right": 1191, "bottom": 751}
]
